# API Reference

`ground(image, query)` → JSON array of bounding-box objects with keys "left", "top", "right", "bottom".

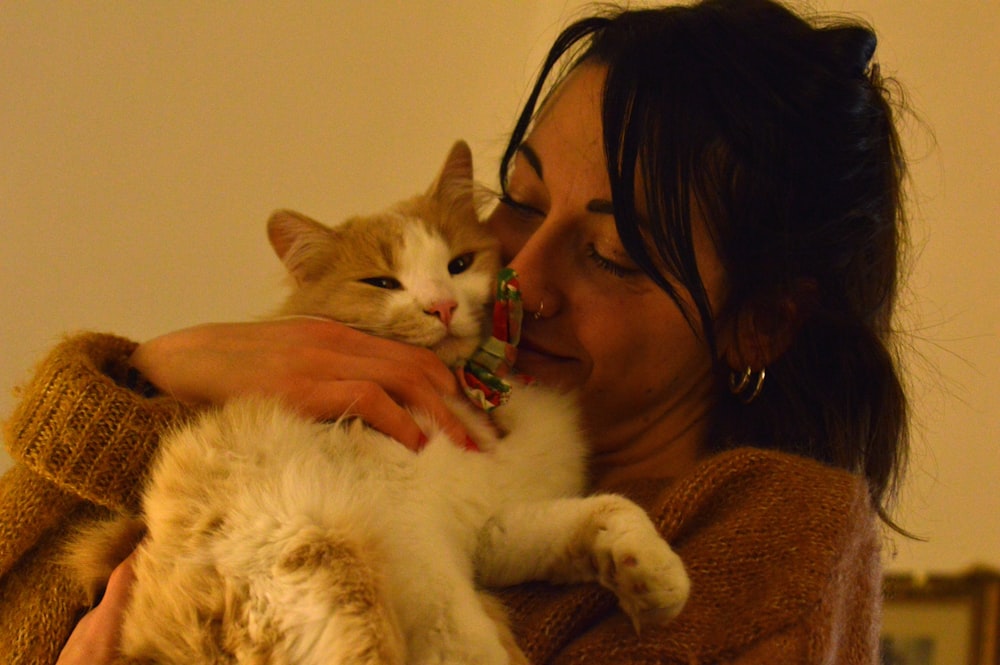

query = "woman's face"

[{"left": 487, "top": 63, "right": 728, "bottom": 461}]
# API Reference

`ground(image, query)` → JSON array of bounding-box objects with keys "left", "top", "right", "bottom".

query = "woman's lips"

[
  {"left": 515, "top": 336, "right": 579, "bottom": 390},
  {"left": 516, "top": 337, "right": 573, "bottom": 363}
]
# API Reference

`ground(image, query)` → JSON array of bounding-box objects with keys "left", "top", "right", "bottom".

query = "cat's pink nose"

[{"left": 425, "top": 299, "right": 458, "bottom": 327}]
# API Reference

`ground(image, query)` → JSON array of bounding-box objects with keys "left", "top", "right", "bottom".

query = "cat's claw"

[{"left": 592, "top": 510, "right": 690, "bottom": 632}]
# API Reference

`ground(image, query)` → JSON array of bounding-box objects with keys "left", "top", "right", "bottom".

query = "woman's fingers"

[
  {"left": 101, "top": 550, "right": 137, "bottom": 614},
  {"left": 285, "top": 379, "right": 467, "bottom": 450},
  {"left": 279, "top": 348, "right": 472, "bottom": 448},
  {"left": 57, "top": 554, "right": 137, "bottom": 665},
  {"left": 306, "top": 320, "right": 461, "bottom": 397}
]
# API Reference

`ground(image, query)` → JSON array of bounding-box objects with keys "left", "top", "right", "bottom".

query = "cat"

[{"left": 64, "top": 141, "right": 689, "bottom": 665}]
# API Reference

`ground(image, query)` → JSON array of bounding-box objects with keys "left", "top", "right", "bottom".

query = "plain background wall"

[{"left": 2, "top": 1, "right": 997, "bottom": 575}]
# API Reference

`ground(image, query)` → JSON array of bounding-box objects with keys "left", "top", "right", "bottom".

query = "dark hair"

[{"left": 500, "top": 0, "right": 910, "bottom": 530}]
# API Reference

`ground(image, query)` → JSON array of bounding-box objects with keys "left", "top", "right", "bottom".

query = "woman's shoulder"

[
  {"left": 671, "top": 446, "right": 870, "bottom": 515},
  {"left": 618, "top": 446, "right": 875, "bottom": 540},
  {"left": 649, "top": 446, "right": 878, "bottom": 567},
  {"left": 503, "top": 449, "right": 883, "bottom": 664},
  {"left": 558, "top": 448, "right": 883, "bottom": 662}
]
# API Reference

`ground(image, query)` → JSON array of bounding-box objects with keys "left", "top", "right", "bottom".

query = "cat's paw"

[{"left": 591, "top": 500, "right": 690, "bottom": 632}]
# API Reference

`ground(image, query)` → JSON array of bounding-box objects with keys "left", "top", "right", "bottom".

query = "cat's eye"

[
  {"left": 447, "top": 252, "right": 476, "bottom": 275},
  {"left": 359, "top": 276, "right": 403, "bottom": 290}
]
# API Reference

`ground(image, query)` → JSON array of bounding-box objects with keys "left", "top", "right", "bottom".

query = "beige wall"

[{"left": 2, "top": 2, "right": 997, "bottom": 575}]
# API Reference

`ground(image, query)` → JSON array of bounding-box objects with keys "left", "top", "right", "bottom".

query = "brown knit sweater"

[{"left": 1, "top": 333, "right": 883, "bottom": 664}]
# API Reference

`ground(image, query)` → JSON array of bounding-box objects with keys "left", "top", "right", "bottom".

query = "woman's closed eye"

[
  {"left": 498, "top": 193, "right": 545, "bottom": 221},
  {"left": 499, "top": 192, "right": 640, "bottom": 280},
  {"left": 586, "top": 244, "right": 640, "bottom": 278}
]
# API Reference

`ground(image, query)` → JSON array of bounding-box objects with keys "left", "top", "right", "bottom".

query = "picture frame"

[{"left": 881, "top": 567, "right": 1000, "bottom": 665}]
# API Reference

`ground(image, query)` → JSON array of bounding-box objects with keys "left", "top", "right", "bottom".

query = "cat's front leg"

[{"left": 475, "top": 494, "right": 690, "bottom": 632}]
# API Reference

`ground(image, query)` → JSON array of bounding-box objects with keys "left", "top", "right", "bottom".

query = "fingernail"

[
  {"left": 463, "top": 435, "right": 481, "bottom": 452},
  {"left": 416, "top": 433, "right": 429, "bottom": 451}
]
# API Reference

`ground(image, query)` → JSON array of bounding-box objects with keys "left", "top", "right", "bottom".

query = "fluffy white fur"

[{"left": 65, "top": 141, "right": 689, "bottom": 664}]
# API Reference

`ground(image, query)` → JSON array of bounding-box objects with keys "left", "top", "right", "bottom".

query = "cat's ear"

[
  {"left": 427, "top": 140, "right": 474, "bottom": 207},
  {"left": 267, "top": 209, "right": 335, "bottom": 284}
]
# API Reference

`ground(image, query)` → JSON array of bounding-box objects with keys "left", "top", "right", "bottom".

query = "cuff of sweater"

[{"left": 3, "top": 332, "right": 195, "bottom": 512}]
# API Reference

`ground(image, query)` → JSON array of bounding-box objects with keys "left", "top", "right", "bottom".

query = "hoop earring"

[
  {"left": 729, "top": 366, "right": 766, "bottom": 404},
  {"left": 532, "top": 299, "right": 544, "bottom": 320}
]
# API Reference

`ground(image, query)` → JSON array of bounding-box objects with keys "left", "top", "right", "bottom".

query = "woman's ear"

[{"left": 719, "top": 279, "right": 817, "bottom": 370}]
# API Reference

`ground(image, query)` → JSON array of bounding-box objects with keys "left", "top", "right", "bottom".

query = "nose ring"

[{"left": 532, "top": 300, "right": 544, "bottom": 320}]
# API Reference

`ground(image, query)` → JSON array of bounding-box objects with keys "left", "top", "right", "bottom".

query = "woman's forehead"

[
  {"left": 520, "top": 64, "right": 609, "bottom": 184},
  {"left": 528, "top": 63, "right": 606, "bottom": 146}
]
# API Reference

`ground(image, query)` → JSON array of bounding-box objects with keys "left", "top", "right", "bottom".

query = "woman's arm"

[{"left": 129, "top": 317, "right": 471, "bottom": 449}]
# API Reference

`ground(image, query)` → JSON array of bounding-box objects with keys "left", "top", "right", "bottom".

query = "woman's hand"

[
  {"left": 56, "top": 554, "right": 136, "bottom": 665},
  {"left": 129, "top": 317, "right": 470, "bottom": 449}
]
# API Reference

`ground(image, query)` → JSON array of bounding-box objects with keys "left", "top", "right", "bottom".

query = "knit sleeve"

[
  {"left": 501, "top": 448, "right": 884, "bottom": 664},
  {"left": 639, "top": 448, "right": 882, "bottom": 663},
  {"left": 0, "top": 332, "right": 197, "bottom": 665},
  {"left": 3, "top": 332, "right": 195, "bottom": 513}
]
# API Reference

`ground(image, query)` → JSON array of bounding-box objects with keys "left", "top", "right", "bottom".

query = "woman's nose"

[{"left": 507, "top": 226, "right": 562, "bottom": 319}]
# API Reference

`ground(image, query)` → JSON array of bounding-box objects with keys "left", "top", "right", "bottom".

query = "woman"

[{"left": 2, "top": 0, "right": 909, "bottom": 662}]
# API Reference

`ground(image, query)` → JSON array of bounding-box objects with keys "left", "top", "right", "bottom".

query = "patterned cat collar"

[{"left": 457, "top": 267, "right": 531, "bottom": 413}]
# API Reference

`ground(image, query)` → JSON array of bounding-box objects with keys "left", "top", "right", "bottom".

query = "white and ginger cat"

[{"left": 64, "top": 141, "right": 689, "bottom": 665}]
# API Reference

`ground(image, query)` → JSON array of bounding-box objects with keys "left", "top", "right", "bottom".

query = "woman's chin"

[{"left": 513, "top": 348, "right": 579, "bottom": 391}]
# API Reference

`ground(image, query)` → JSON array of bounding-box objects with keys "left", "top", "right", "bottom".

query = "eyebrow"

[
  {"left": 517, "top": 144, "right": 544, "bottom": 180},
  {"left": 517, "top": 143, "right": 615, "bottom": 216}
]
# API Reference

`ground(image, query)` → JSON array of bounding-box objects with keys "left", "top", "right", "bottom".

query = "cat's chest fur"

[{"left": 157, "top": 380, "right": 588, "bottom": 560}]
